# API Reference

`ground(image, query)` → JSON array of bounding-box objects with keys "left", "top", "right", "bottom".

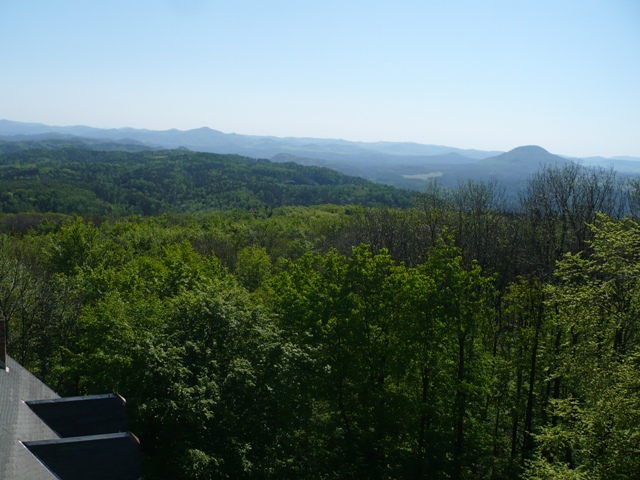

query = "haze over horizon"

[{"left": 1, "top": 1, "right": 639, "bottom": 158}]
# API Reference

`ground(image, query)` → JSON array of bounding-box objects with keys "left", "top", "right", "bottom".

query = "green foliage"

[
  {"left": 16, "top": 218, "right": 306, "bottom": 478},
  {"left": 268, "top": 241, "right": 495, "bottom": 478},
  {"left": 235, "top": 246, "right": 272, "bottom": 292},
  {"left": 0, "top": 147, "right": 413, "bottom": 215},
  {"left": 1, "top": 160, "right": 638, "bottom": 479},
  {"left": 522, "top": 215, "right": 640, "bottom": 480}
]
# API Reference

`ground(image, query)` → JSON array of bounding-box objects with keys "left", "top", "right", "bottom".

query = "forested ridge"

[
  {"left": 1, "top": 144, "right": 640, "bottom": 479},
  {"left": 0, "top": 147, "right": 412, "bottom": 215}
]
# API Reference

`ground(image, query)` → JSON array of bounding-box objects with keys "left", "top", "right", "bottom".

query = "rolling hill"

[
  {"left": 2, "top": 121, "right": 638, "bottom": 198},
  {"left": 0, "top": 145, "right": 413, "bottom": 216}
]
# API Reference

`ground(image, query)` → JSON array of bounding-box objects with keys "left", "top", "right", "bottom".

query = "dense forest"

[
  {"left": 1, "top": 144, "right": 640, "bottom": 479},
  {"left": 0, "top": 146, "right": 412, "bottom": 215}
]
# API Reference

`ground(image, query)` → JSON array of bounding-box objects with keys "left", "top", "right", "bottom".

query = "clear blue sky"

[{"left": 1, "top": 0, "right": 639, "bottom": 157}]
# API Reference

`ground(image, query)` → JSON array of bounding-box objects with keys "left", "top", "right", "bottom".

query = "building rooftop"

[
  {"left": 0, "top": 356, "right": 62, "bottom": 480},
  {"left": 1, "top": 317, "right": 141, "bottom": 480}
]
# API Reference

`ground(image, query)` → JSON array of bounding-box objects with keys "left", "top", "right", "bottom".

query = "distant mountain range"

[
  {"left": 1, "top": 120, "right": 639, "bottom": 195},
  {"left": 0, "top": 120, "right": 501, "bottom": 159}
]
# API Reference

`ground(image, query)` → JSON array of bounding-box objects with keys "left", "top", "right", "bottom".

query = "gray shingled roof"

[
  {"left": 1, "top": 357, "right": 142, "bottom": 480},
  {"left": 25, "top": 432, "right": 141, "bottom": 480},
  {"left": 0, "top": 356, "right": 60, "bottom": 480},
  {"left": 26, "top": 393, "right": 129, "bottom": 438}
]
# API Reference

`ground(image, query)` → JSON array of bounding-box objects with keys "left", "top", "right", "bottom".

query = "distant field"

[{"left": 402, "top": 172, "right": 443, "bottom": 180}]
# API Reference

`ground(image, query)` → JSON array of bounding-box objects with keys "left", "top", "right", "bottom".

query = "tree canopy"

[{"left": 1, "top": 143, "right": 639, "bottom": 479}]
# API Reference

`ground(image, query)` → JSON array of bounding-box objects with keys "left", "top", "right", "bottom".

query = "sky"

[{"left": 1, "top": 0, "right": 639, "bottom": 157}]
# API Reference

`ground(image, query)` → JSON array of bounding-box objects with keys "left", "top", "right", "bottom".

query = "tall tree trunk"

[
  {"left": 454, "top": 332, "right": 466, "bottom": 479},
  {"left": 417, "top": 366, "right": 430, "bottom": 478},
  {"left": 522, "top": 324, "right": 539, "bottom": 464},
  {"left": 510, "top": 347, "right": 523, "bottom": 463}
]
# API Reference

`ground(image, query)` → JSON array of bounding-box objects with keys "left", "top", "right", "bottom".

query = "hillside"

[
  {"left": 274, "top": 146, "right": 575, "bottom": 195},
  {"left": 477, "top": 145, "right": 568, "bottom": 169},
  {"left": 0, "top": 145, "right": 413, "bottom": 215},
  {"left": 3, "top": 121, "right": 639, "bottom": 199},
  {"left": 0, "top": 119, "right": 499, "bottom": 161},
  {"left": 0, "top": 136, "right": 155, "bottom": 154}
]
